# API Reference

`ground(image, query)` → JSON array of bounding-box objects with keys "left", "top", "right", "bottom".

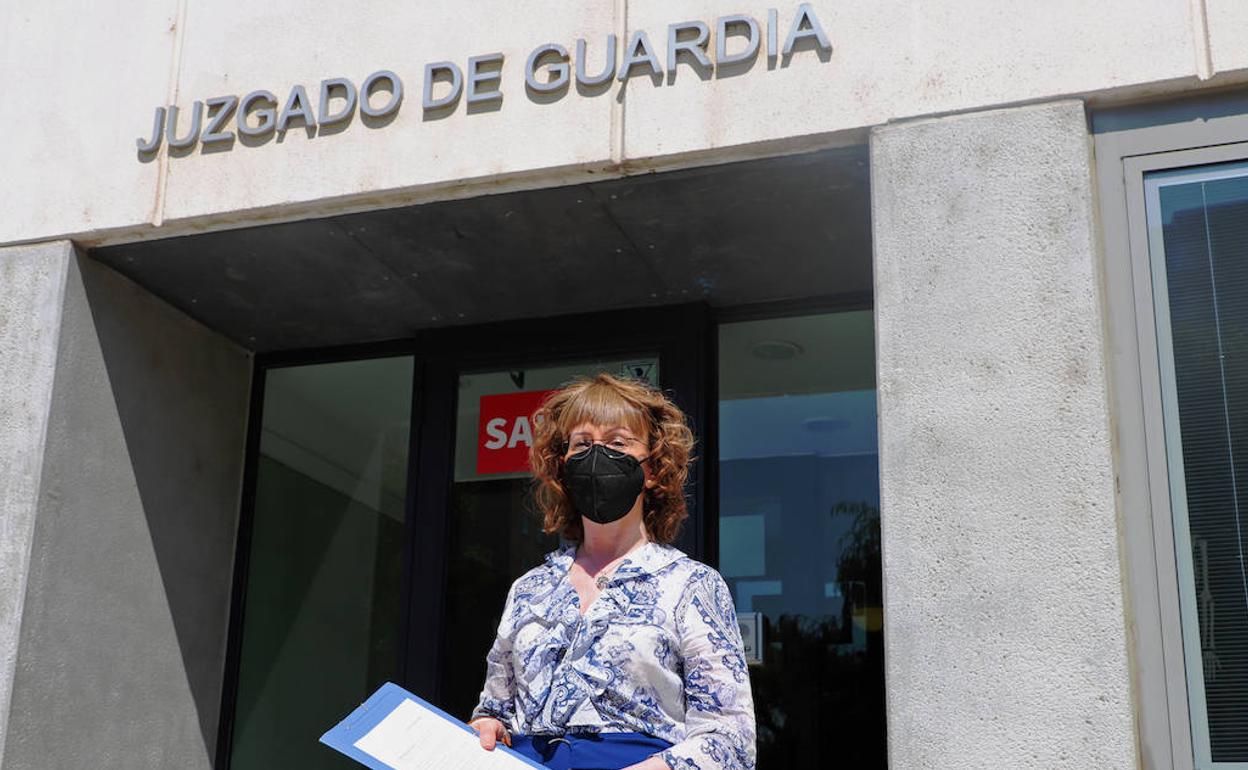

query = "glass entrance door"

[{"left": 436, "top": 358, "right": 661, "bottom": 720}]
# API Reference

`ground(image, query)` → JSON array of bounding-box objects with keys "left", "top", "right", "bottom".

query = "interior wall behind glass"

[
  {"left": 717, "top": 311, "right": 884, "bottom": 769},
  {"left": 230, "top": 357, "right": 412, "bottom": 770}
]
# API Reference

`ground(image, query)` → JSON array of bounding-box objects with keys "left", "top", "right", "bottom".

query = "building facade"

[{"left": 2, "top": 2, "right": 1248, "bottom": 768}]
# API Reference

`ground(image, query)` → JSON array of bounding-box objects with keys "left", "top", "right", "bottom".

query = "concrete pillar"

[
  {"left": 870, "top": 101, "right": 1137, "bottom": 769},
  {"left": 0, "top": 247, "right": 252, "bottom": 769},
  {"left": 0, "top": 242, "right": 73, "bottom": 765}
]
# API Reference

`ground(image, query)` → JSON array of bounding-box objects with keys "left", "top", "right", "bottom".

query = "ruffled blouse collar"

[{"left": 542, "top": 540, "right": 686, "bottom": 585}]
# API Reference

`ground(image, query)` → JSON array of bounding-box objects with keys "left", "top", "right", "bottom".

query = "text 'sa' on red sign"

[{"left": 476, "top": 389, "right": 553, "bottom": 475}]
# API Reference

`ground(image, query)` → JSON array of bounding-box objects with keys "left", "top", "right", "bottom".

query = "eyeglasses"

[{"left": 566, "top": 435, "right": 645, "bottom": 453}]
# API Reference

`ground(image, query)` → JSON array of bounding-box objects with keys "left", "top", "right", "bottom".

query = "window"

[
  {"left": 716, "top": 311, "right": 885, "bottom": 768},
  {"left": 1093, "top": 99, "right": 1248, "bottom": 769},
  {"left": 1145, "top": 162, "right": 1248, "bottom": 766},
  {"left": 227, "top": 357, "right": 412, "bottom": 770}
]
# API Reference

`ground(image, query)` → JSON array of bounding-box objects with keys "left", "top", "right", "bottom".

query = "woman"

[{"left": 468, "top": 373, "right": 756, "bottom": 770}]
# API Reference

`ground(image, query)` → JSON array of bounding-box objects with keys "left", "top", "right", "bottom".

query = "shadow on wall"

[{"left": 77, "top": 255, "right": 251, "bottom": 762}]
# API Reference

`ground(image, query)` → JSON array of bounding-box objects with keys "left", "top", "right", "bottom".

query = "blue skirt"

[{"left": 509, "top": 732, "right": 672, "bottom": 770}]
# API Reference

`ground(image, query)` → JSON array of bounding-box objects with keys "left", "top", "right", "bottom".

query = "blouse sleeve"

[
  {"left": 660, "top": 568, "right": 757, "bottom": 770},
  {"left": 469, "top": 582, "right": 518, "bottom": 731}
]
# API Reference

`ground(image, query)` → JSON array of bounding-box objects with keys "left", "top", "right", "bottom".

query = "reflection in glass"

[
  {"left": 230, "top": 357, "right": 412, "bottom": 770},
  {"left": 717, "top": 312, "right": 885, "bottom": 768},
  {"left": 1151, "top": 167, "right": 1248, "bottom": 762},
  {"left": 439, "top": 358, "right": 659, "bottom": 720}
]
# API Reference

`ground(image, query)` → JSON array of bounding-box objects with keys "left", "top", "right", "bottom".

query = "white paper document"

[
  {"left": 321, "top": 682, "right": 541, "bottom": 770},
  {"left": 356, "top": 698, "right": 533, "bottom": 770}
]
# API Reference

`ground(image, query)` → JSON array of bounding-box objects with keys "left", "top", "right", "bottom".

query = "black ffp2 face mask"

[{"left": 563, "top": 444, "right": 646, "bottom": 525}]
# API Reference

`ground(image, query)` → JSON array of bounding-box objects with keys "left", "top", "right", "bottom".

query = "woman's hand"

[{"left": 467, "top": 717, "right": 509, "bottom": 751}]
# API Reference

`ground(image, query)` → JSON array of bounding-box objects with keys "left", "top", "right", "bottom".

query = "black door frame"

[{"left": 215, "top": 302, "right": 715, "bottom": 767}]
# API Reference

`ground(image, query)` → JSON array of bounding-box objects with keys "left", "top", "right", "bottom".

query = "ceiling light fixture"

[{"left": 749, "top": 339, "right": 804, "bottom": 361}]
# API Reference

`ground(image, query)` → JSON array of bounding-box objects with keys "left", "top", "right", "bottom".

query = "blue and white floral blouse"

[{"left": 471, "top": 541, "right": 756, "bottom": 770}]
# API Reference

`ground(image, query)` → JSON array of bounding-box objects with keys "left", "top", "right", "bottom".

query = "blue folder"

[{"left": 319, "top": 682, "right": 544, "bottom": 770}]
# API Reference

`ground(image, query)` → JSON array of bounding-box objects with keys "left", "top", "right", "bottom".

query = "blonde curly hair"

[{"left": 529, "top": 372, "right": 695, "bottom": 543}]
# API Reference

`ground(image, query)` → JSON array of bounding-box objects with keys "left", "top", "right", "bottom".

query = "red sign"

[{"left": 476, "top": 389, "right": 554, "bottom": 475}]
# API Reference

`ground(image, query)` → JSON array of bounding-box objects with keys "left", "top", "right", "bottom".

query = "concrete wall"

[
  {"left": 0, "top": 253, "right": 252, "bottom": 769},
  {"left": 870, "top": 101, "right": 1134, "bottom": 769},
  {"left": 0, "top": 242, "right": 73, "bottom": 765},
  {"left": 2, "top": 0, "right": 1245, "bottom": 247}
]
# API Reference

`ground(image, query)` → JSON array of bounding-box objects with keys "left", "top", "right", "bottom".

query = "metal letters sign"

[{"left": 137, "top": 4, "right": 831, "bottom": 157}]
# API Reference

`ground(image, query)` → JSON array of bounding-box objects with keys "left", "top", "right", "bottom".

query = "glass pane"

[
  {"left": 438, "top": 357, "right": 659, "bottom": 720},
  {"left": 230, "top": 357, "right": 412, "bottom": 770},
  {"left": 1150, "top": 166, "right": 1248, "bottom": 763},
  {"left": 717, "top": 312, "right": 884, "bottom": 768}
]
